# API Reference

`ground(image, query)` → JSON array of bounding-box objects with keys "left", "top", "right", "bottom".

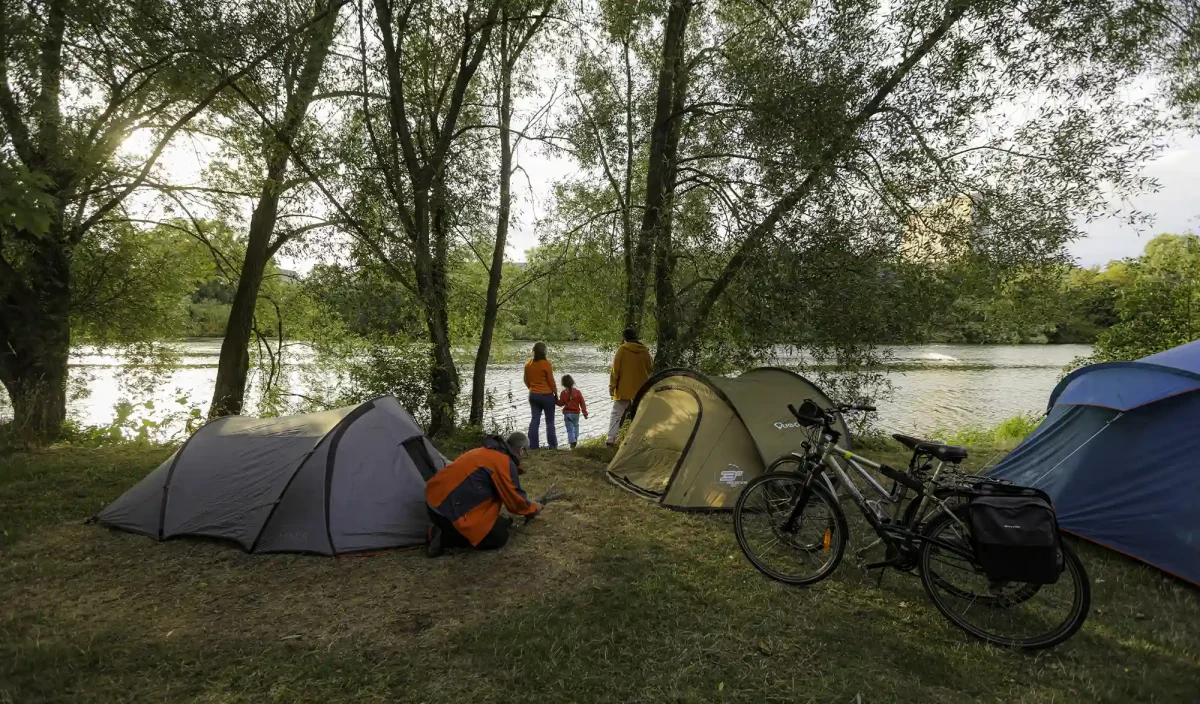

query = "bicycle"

[{"left": 733, "top": 399, "right": 1090, "bottom": 650}]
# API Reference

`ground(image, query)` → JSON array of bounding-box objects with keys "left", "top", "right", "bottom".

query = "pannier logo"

[
  {"left": 775, "top": 420, "right": 803, "bottom": 430},
  {"left": 718, "top": 466, "right": 746, "bottom": 488}
]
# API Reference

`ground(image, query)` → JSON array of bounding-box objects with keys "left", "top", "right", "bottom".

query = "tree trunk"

[
  {"left": 0, "top": 235, "right": 71, "bottom": 440},
  {"left": 620, "top": 36, "right": 637, "bottom": 331},
  {"left": 423, "top": 176, "right": 460, "bottom": 436},
  {"left": 469, "top": 23, "right": 515, "bottom": 427},
  {"left": 650, "top": 38, "right": 689, "bottom": 370},
  {"left": 627, "top": 0, "right": 692, "bottom": 330},
  {"left": 208, "top": 159, "right": 287, "bottom": 418}
]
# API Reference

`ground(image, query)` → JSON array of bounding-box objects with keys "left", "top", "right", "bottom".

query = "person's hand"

[
  {"left": 524, "top": 506, "right": 542, "bottom": 524},
  {"left": 583, "top": 413, "right": 589, "bottom": 419}
]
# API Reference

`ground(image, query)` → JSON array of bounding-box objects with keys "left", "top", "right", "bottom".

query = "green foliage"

[
  {"left": 934, "top": 413, "right": 1044, "bottom": 450},
  {"left": 69, "top": 222, "right": 213, "bottom": 345},
  {"left": 1084, "top": 234, "right": 1200, "bottom": 364},
  {"left": 299, "top": 334, "right": 433, "bottom": 428},
  {"left": 59, "top": 397, "right": 205, "bottom": 447},
  {"left": 0, "top": 159, "right": 55, "bottom": 236},
  {"left": 187, "top": 301, "right": 232, "bottom": 337}
]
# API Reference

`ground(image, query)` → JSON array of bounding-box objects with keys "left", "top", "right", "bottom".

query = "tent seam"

[
  {"left": 248, "top": 412, "right": 359, "bottom": 553},
  {"left": 155, "top": 419, "right": 222, "bottom": 540},
  {"left": 658, "top": 386, "right": 705, "bottom": 503},
  {"left": 1048, "top": 361, "right": 1200, "bottom": 410},
  {"left": 322, "top": 400, "right": 377, "bottom": 556}
]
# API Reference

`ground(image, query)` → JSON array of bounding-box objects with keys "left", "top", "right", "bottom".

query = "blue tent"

[{"left": 989, "top": 339, "right": 1200, "bottom": 585}]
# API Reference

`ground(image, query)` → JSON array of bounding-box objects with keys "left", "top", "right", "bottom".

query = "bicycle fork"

[{"left": 781, "top": 463, "right": 824, "bottom": 533}]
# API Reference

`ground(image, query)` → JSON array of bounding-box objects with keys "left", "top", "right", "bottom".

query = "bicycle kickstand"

[{"left": 855, "top": 537, "right": 882, "bottom": 579}]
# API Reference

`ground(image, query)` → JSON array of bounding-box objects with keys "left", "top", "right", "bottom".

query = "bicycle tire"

[
  {"left": 908, "top": 493, "right": 1040, "bottom": 606},
  {"left": 734, "top": 473, "right": 848, "bottom": 585},
  {"left": 918, "top": 506, "right": 1091, "bottom": 650}
]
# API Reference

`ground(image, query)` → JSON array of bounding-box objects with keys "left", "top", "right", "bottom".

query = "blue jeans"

[
  {"left": 563, "top": 413, "right": 580, "bottom": 445},
  {"left": 528, "top": 393, "right": 557, "bottom": 449}
]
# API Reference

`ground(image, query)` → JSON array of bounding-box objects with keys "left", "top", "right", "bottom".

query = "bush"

[
  {"left": 187, "top": 301, "right": 231, "bottom": 337},
  {"left": 935, "top": 412, "right": 1043, "bottom": 449}
]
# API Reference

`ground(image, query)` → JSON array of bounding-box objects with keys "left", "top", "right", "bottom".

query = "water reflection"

[{"left": 0, "top": 341, "right": 1091, "bottom": 439}]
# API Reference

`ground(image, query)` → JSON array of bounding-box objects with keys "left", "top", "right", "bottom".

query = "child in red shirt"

[{"left": 557, "top": 375, "right": 588, "bottom": 449}]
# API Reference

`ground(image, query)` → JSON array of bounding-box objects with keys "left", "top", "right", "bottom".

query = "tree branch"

[
  {"left": 677, "top": 0, "right": 972, "bottom": 347},
  {"left": 74, "top": 0, "right": 351, "bottom": 243}
]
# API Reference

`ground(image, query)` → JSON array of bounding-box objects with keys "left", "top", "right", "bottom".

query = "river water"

[{"left": 0, "top": 341, "right": 1090, "bottom": 441}]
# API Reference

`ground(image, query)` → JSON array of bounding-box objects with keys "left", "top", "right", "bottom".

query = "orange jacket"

[
  {"left": 524, "top": 358, "right": 557, "bottom": 396},
  {"left": 558, "top": 387, "right": 587, "bottom": 416},
  {"left": 610, "top": 341, "right": 653, "bottom": 401},
  {"left": 425, "top": 437, "right": 538, "bottom": 546}
]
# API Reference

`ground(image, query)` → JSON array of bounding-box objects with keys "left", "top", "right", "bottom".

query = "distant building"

[{"left": 900, "top": 193, "right": 985, "bottom": 264}]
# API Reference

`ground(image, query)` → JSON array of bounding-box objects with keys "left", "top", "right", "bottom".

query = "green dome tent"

[{"left": 607, "top": 367, "right": 850, "bottom": 510}]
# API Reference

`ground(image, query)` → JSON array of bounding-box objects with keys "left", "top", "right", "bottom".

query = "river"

[{"left": 0, "top": 341, "right": 1091, "bottom": 441}]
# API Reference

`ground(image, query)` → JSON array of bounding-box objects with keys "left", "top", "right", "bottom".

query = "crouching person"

[{"left": 424, "top": 432, "right": 540, "bottom": 557}]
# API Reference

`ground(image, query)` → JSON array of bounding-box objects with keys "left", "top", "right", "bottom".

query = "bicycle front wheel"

[
  {"left": 734, "top": 473, "right": 848, "bottom": 585},
  {"left": 918, "top": 506, "right": 1090, "bottom": 650}
]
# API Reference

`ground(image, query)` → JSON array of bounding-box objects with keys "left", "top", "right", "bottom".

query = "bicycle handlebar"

[{"left": 789, "top": 401, "right": 876, "bottom": 425}]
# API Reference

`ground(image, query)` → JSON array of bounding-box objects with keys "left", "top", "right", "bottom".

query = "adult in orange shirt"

[
  {"left": 607, "top": 327, "right": 654, "bottom": 445},
  {"left": 523, "top": 341, "right": 558, "bottom": 449},
  {"left": 425, "top": 432, "right": 539, "bottom": 557}
]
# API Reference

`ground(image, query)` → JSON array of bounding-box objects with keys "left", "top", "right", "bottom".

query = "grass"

[{"left": 2, "top": 440, "right": 1198, "bottom": 703}]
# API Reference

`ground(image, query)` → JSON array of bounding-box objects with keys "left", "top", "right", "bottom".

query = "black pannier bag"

[{"left": 968, "top": 485, "right": 1064, "bottom": 585}]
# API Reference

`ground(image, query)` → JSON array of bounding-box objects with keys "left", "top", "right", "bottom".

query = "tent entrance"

[{"left": 609, "top": 386, "right": 702, "bottom": 497}]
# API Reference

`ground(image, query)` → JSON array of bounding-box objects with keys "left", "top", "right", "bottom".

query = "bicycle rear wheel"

[
  {"left": 918, "top": 506, "right": 1090, "bottom": 650},
  {"left": 734, "top": 473, "right": 848, "bottom": 585}
]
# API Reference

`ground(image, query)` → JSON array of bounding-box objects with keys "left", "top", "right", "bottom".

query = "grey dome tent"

[
  {"left": 607, "top": 367, "right": 850, "bottom": 510},
  {"left": 94, "top": 396, "right": 448, "bottom": 556}
]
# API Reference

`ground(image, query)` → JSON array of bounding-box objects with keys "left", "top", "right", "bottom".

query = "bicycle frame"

[{"left": 785, "top": 432, "right": 975, "bottom": 567}]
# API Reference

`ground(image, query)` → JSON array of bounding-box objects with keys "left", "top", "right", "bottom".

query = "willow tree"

[
  {"left": 207, "top": 0, "right": 345, "bottom": 418},
  {"left": 627, "top": 0, "right": 1163, "bottom": 369},
  {"left": 0, "top": 0, "right": 336, "bottom": 438},
  {"left": 466, "top": 0, "right": 555, "bottom": 426},
  {"left": 340, "top": 0, "right": 503, "bottom": 435}
]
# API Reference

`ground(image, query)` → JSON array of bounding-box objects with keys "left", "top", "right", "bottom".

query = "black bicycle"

[{"left": 733, "top": 400, "right": 1090, "bottom": 650}]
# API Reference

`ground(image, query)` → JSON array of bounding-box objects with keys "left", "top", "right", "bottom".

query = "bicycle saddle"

[{"left": 891, "top": 434, "right": 969, "bottom": 463}]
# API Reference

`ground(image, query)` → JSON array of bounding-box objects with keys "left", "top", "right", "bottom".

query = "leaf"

[{"left": 718, "top": 682, "right": 724, "bottom": 692}]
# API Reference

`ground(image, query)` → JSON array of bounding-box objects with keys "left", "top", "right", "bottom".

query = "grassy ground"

[{"left": 2, "top": 441, "right": 1198, "bottom": 703}]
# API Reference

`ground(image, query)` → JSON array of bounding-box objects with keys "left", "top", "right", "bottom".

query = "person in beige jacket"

[{"left": 607, "top": 327, "right": 654, "bottom": 445}]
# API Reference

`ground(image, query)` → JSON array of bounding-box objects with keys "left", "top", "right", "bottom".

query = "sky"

[
  {"left": 137, "top": 125, "right": 1198, "bottom": 271},
  {"left": 1064, "top": 132, "right": 1200, "bottom": 267}
]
